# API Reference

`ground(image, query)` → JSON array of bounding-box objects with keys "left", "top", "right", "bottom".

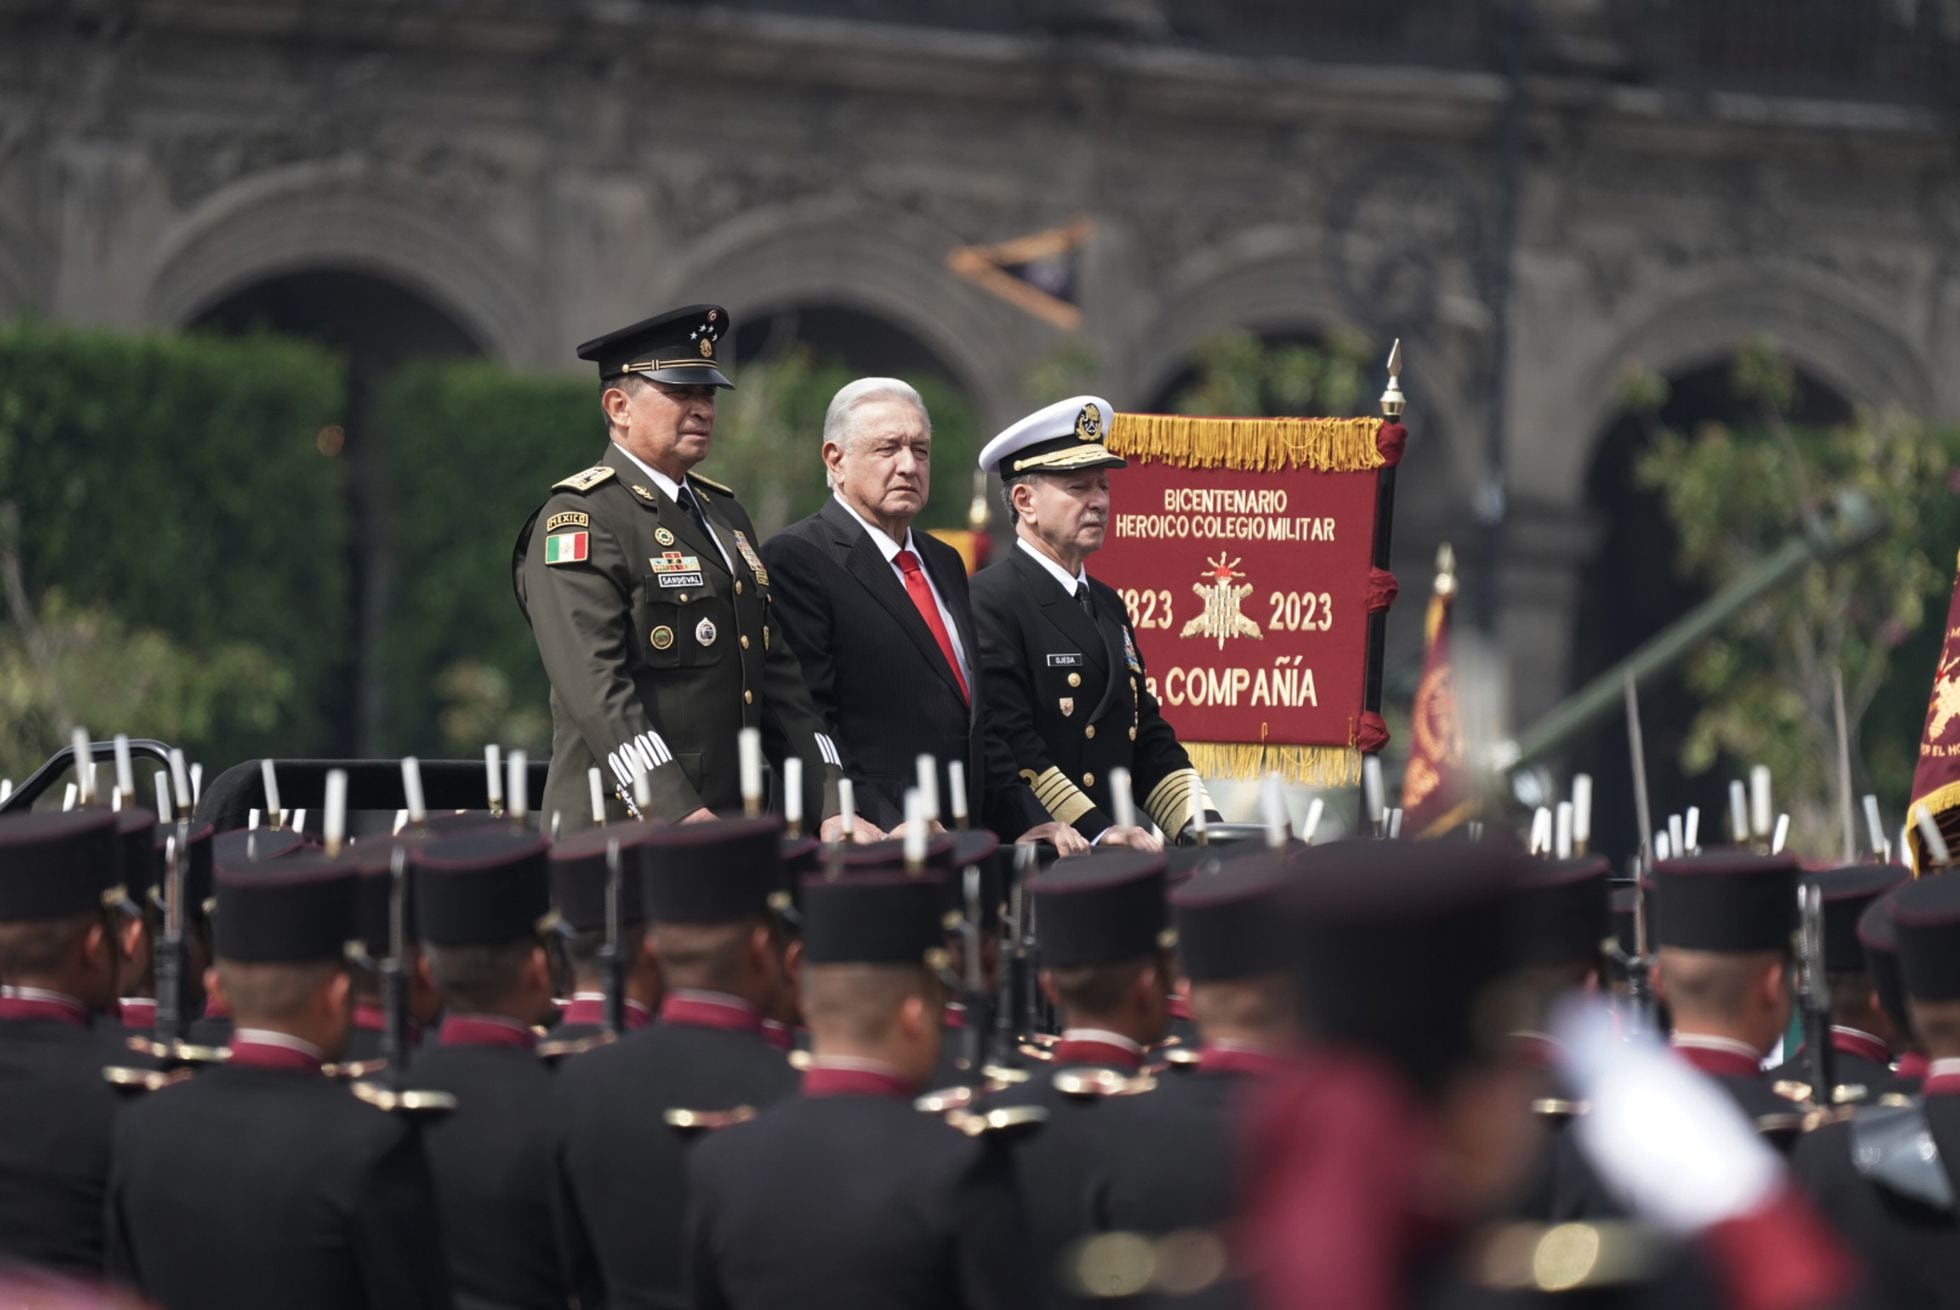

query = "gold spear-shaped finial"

[{"left": 1380, "top": 338, "right": 1404, "bottom": 419}]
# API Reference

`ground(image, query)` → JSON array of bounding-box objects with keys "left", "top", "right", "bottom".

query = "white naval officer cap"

[{"left": 976, "top": 395, "right": 1127, "bottom": 478}]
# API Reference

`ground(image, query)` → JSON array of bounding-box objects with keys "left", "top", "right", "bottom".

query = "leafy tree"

[
  {"left": 1170, "top": 327, "right": 1377, "bottom": 417},
  {"left": 1630, "top": 339, "right": 1960, "bottom": 855}
]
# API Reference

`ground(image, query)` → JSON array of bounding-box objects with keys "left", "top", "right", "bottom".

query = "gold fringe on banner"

[
  {"left": 1110, "top": 414, "right": 1385, "bottom": 473},
  {"left": 1184, "top": 742, "right": 1361, "bottom": 787}
]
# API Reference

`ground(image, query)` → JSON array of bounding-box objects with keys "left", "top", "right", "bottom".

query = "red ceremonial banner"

[
  {"left": 1907, "top": 549, "right": 1960, "bottom": 874},
  {"left": 1092, "top": 413, "right": 1399, "bottom": 783}
]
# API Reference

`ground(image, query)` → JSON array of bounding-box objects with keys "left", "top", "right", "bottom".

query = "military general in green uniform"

[{"left": 514, "top": 305, "right": 853, "bottom": 836}]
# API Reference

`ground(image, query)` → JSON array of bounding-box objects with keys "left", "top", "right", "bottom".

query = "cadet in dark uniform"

[
  {"left": 1086, "top": 849, "right": 1296, "bottom": 1251},
  {"left": 514, "top": 305, "right": 845, "bottom": 834},
  {"left": 550, "top": 818, "right": 798, "bottom": 1309},
  {"left": 106, "top": 854, "right": 450, "bottom": 1309},
  {"left": 686, "top": 855, "right": 1036, "bottom": 1310},
  {"left": 547, "top": 823, "right": 661, "bottom": 1045},
  {"left": 1793, "top": 871, "right": 1960, "bottom": 1307},
  {"left": 971, "top": 397, "right": 1219, "bottom": 848},
  {"left": 1650, "top": 850, "right": 1807, "bottom": 1142},
  {"left": 1763, "top": 863, "right": 1909, "bottom": 1105},
  {"left": 343, "top": 839, "right": 441, "bottom": 1066},
  {"left": 408, "top": 830, "right": 567, "bottom": 1309},
  {"left": 1858, "top": 888, "right": 1929, "bottom": 1091},
  {"left": 109, "top": 806, "right": 160, "bottom": 1041},
  {"left": 0, "top": 811, "right": 127, "bottom": 1275},
  {"left": 983, "top": 849, "right": 1172, "bottom": 1306}
]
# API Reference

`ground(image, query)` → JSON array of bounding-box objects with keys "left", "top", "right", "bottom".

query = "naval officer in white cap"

[{"left": 968, "top": 396, "right": 1219, "bottom": 851}]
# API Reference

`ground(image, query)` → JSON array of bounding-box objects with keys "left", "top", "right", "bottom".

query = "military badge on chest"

[
  {"left": 1059, "top": 697, "right": 1075, "bottom": 718},
  {"left": 732, "top": 530, "right": 770, "bottom": 587},
  {"left": 696, "top": 618, "right": 718, "bottom": 647},
  {"left": 650, "top": 552, "right": 705, "bottom": 590}
]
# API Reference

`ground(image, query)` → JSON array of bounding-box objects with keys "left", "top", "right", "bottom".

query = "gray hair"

[{"left": 821, "top": 377, "right": 930, "bottom": 454}]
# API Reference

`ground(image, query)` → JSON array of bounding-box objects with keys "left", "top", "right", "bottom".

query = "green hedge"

[
  {"left": 373, "top": 352, "right": 981, "bottom": 755},
  {"left": 0, "top": 320, "right": 347, "bottom": 771}
]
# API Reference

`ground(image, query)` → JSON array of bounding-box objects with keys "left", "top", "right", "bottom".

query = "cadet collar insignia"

[
  {"left": 631, "top": 484, "right": 656, "bottom": 502},
  {"left": 1075, "top": 404, "right": 1102, "bottom": 442},
  {"left": 654, "top": 525, "right": 677, "bottom": 546}
]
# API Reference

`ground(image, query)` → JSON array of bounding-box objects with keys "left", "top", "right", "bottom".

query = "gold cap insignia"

[
  {"left": 700, "top": 337, "right": 714, "bottom": 359},
  {"left": 1074, "top": 403, "right": 1102, "bottom": 442}
]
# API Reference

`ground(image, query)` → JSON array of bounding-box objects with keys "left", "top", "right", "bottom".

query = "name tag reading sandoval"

[{"left": 651, "top": 552, "right": 705, "bottom": 589}]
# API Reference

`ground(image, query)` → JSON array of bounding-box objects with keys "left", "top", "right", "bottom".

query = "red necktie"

[{"left": 895, "top": 549, "right": 969, "bottom": 702}]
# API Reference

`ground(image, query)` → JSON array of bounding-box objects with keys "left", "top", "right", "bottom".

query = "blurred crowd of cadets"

[{"left": 3, "top": 317, "right": 1956, "bottom": 851}]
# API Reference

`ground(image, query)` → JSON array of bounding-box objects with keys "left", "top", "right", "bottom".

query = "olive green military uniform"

[{"left": 514, "top": 441, "right": 842, "bottom": 830}]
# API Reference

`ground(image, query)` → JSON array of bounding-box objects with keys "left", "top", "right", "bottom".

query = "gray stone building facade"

[{"left": 2, "top": 0, "right": 1954, "bottom": 733}]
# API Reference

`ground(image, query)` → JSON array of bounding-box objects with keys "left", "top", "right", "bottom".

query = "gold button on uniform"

[
  {"left": 677, "top": 593, "right": 689, "bottom": 604},
  {"left": 740, "top": 635, "right": 750, "bottom": 650},
  {"left": 1083, "top": 771, "right": 1096, "bottom": 787},
  {"left": 1067, "top": 672, "right": 1082, "bottom": 688},
  {"left": 743, "top": 690, "right": 753, "bottom": 705},
  {"left": 736, "top": 581, "right": 744, "bottom": 595},
  {"left": 1129, "top": 726, "right": 1137, "bottom": 741},
  {"left": 1085, "top": 725, "right": 1096, "bottom": 740}
]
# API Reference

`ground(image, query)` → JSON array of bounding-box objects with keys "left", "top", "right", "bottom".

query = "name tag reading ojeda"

[{"left": 1047, "top": 653, "right": 1084, "bottom": 667}]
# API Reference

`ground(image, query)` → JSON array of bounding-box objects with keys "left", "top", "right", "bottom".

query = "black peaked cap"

[
  {"left": 1170, "top": 849, "right": 1292, "bottom": 982},
  {"left": 0, "top": 811, "right": 119, "bottom": 921},
  {"left": 411, "top": 830, "right": 552, "bottom": 948},
  {"left": 1890, "top": 874, "right": 1960, "bottom": 1002},
  {"left": 213, "top": 854, "right": 357, "bottom": 965},
  {"left": 549, "top": 823, "right": 656, "bottom": 933},
  {"left": 1030, "top": 849, "right": 1169, "bottom": 968},
  {"left": 576, "top": 304, "right": 733, "bottom": 389},
  {"left": 642, "top": 817, "right": 783, "bottom": 925},
  {"left": 1653, "top": 850, "right": 1798, "bottom": 953},
  {"left": 801, "top": 868, "right": 948, "bottom": 967}
]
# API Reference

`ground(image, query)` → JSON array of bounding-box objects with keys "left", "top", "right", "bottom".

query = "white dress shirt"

[
  {"left": 834, "top": 495, "right": 969, "bottom": 686},
  {"left": 1017, "top": 536, "right": 1089, "bottom": 595},
  {"left": 613, "top": 441, "right": 734, "bottom": 572}
]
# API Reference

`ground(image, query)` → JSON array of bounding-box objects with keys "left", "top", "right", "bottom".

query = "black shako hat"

[
  {"left": 1170, "top": 849, "right": 1292, "bottom": 982},
  {"left": 1516, "top": 856, "right": 1612, "bottom": 968},
  {"left": 212, "top": 827, "right": 313, "bottom": 869},
  {"left": 1029, "top": 849, "right": 1170, "bottom": 968},
  {"left": 1284, "top": 838, "right": 1526, "bottom": 1095},
  {"left": 0, "top": 810, "right": 121, "bottom": 921},
  {"left": 1653, "top": 849, "right": 1798, "bottom": 953},
  {"left": 577, "top": 304, "right": 733, "bottom": 389},
  {"left": 800, "top": 865, "right": 949, "bottom": 968},
  {"left": 117, "top": 807, "right": 162, "bottom": 905},
  {"left": 411, "top": 831, "right": 553, "bottom": 948},
  {"left": 1802, "top": 864, "right": 1909, "bottom": 972},
  {"left": 549, "top": 823, "right": 656, "bottom": 934},
  {"left": 1889, "top": 873, "right": 1960, "bottom": 1002},
  {"left": 347, "top": 839, "right": 417, "bottom": 959},
  {"left": 1856, "top": 888, "right": 1910, "bottom": 1035},
  {"left": 213, "top": 854, "right": 357, "bottom": 964},
  {"left": 642, "top": 817, "right": 784, "bottom": 925}
]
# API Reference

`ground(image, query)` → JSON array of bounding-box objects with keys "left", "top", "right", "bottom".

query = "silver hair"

[{"left": 821, "top": 377, "right": 931, "bottom": 454}]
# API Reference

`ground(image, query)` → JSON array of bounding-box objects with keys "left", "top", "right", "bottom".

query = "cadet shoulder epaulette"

[
  {"left": 538, "top": 1032, "right": 616, "bottom": 1062},
  {"left": 1016, "top": 1041, "right": 1055, "bottom": 1063},
  {"left": 980, "top": 1063, "right": 1031, "bottom": 1090},
  {"left": 1053, "top": 1068, "right": 1157, "bottom": 1099},
  {"left": 1771, "top": 1079, "right": 1870, "bottom": 1107},
  {"left": 1469, "top": 1219, "right": 1658, "bottom": 1293},
  {"left": 348, "top": 1081, "right": 458, "bottom": 1116},
  {"left": 103, "top": 1065, "right": 192, "bottom": 1094},
  {"left": 553, "top": 466, "right": 617, "bottom": 494},
  {"left": 945, "top": 1105, "right": 1048, "bottom": 1137},
  {"left": 787, "top": 1049, "right": 813, "bottom": 1072},
  {"left": 688, "top": 472, "right": 735, "bottom": 497},
  {"left": 323, "top": 1058, "right": 387, "bottom": 1080},
  {"left": 1158, "top": 1047, "right": 1202, "bottom": 1070},
  {"left": 1530, "top": 1096, "right": 1589, "bottom": 1119},
  {"left": 915, "top": 1085, "right": 979, "bottom": 1114},
  {"left": 126, "top": 1037, "right": 229, "bottom": 1066},
  {"left": 663, "top": 1106, "right": 757, "bottom": 1133}
]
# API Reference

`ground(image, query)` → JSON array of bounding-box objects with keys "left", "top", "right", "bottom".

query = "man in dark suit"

[
  {"left": 762, "top": 378, "right": 1072, "bottom": 847},
  {"left": 971, "top": 396, "right": 1220, "bottom": 848}
]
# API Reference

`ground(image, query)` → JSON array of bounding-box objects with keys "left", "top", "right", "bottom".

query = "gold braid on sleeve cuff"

[
  {"left": 1022, "top": 767, "right": 1097, "bottom": 827},
  {"left": 1143, "top": 768, "right": 1211, "bottom": 835}
]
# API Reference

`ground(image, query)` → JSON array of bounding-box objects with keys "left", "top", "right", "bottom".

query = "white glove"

[{"left": 1550, "top": 998, "right": 1782, "bottom": 1234}]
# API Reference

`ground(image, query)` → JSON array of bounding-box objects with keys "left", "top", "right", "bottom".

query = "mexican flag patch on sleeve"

[{"left": 545, "top": 531, "right": 590, "bottom": 565}]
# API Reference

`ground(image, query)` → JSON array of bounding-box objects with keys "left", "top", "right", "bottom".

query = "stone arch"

[
  {"left": 649, "top": 200, "right": 1034, "bottom": 429},
  {"left": 142, "top": 165, "right": 540, "bottom": 364}
]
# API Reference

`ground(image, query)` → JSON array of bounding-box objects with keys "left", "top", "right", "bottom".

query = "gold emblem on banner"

[
  {"left": 1928, "top": 648, "right": 1960, "bottom": 744},
  {"left": 1059, "top": 697, "right": 1074, "bottom": 718},
  {"left": 1180, "top": 553, "right": 1263, "bottom": 651}
]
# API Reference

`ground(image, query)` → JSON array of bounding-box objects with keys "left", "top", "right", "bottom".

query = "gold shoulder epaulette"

[
  {"left": 539, "top": 1032, "right": 616, "bottom": 1062},
  {"left": 1530, "top": 1096, "right": 1590, "bottom": 1118},
  {"left": 323, "top": 1058, "right": 387, "bottom": 1080},
  {"left": 348, "top": 1081, "right": 458, "bottom": 1115},
  {"left": 981, "top": 1063, "right": 1031, "bottom": 1089},
  {"left": 916, "top": 1086, "right": 979, "bottom": 1114},
  {"left": 1053, "top": 1068, "right": 1157, "bottom": 1099},
  {"left": 688, "top": 472, "right": 734, "bottom": 497},
  {"left": 1771, "top": 1079, "right": 1812, "bottom": 1103},
  {"left": 945, "top": 1105, "right": 1048, "bottom": 1137},
  {"left": 127, "top": 1037, "right": 230, "bottom": 1066},
  {"left": 553, "top": 466, "right": 617, "bottom": 493},
  {"left": 1017, "top": 1041, "right": 1056, "bottom": 1063},
  {"left": 1800, "top": 1105, "right": 1855, "bottom": 1132},
  {"left": 1470, "top": 1220, "right": 1657, "bottom": 1293},
  {"left": 103, "top": 1065, "right": 192, "bottom": 1093},
  {"left": 1159, "top": 1047, "right": 1202, "bottom": 1069},
  {"left": 664, "top": 1106, "right": 757, "bottom": 1133},
  {"left": 787, "top": 1049, "right": 812, "bottom": 1072}
]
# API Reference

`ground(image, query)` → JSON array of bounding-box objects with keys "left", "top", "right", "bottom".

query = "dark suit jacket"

[{"left": 762, "top": 499, "right": 1046, "bottom": 838}]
